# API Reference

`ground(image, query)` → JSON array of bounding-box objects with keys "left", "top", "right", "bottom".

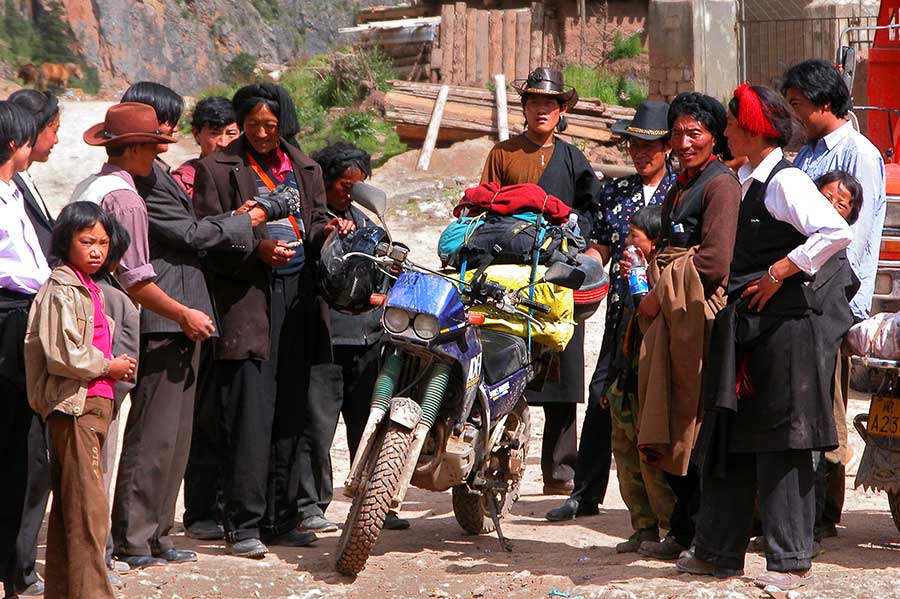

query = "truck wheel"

[
  {"left": 334, "top": 423, "right": 412, "bottom": 576},
  {"left": 889, "top": 490, "right": 900, "bottom": 534}
]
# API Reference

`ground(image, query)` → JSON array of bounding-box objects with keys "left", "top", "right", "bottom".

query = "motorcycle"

[
  {"left": 333, "top": 182, "right": 592, "bottom": 576},
  {"left": 850, "top": 355, "right": 900, "bottom": 532}
]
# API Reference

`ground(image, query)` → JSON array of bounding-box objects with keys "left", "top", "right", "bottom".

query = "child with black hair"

[
  {"left": 604, "top": 205, "right": 676, "bottom": 553},
  {"left": 24, "top": 201, "right": 136, "bottom": 599},
  {"left": 173, "top": 96, "right": 240, "bottom": 197}
]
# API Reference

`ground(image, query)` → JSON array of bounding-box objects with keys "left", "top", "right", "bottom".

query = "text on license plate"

[{"left": 868, "top": 395, "right": 900, "bottom": 437}]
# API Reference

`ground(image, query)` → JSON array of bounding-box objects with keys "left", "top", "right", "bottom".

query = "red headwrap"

[{"left": 733, "top": 83, "right": 780, "bottom": 138}]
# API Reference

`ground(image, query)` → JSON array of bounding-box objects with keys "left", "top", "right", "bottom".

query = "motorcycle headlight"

[
  {"left": 384, "top": 307, "right": 411, "bottom": 334},
  {"left": 413, "top": 313, "right": 440, "bottom": 340}
]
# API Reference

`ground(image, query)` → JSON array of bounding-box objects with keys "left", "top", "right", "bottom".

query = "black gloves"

[{"left": 254, "top": 184, "right": 301, "bottom": 221}]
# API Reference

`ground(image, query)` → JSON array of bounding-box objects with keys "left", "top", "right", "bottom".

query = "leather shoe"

[
  {"left": 616, "top": 527, "right": 659, "bottom": 553},
  {"left": 384, "top": 511, "right": 410, "bottom": 530},
  {"left": 544, "top": 498, "right": 599, "bottom": 522},
  {"left": 300, "top": 515, "right": 339, "bottom": 533},
  {"left": 754, "top": 568, "right": 815, "bottom": 590},
  {"left": 16, "top": 580, "right": 45, "bottom": 596},
  {"left": 154, "top": 548, "right": 198, "bottom": 563},
  {"left": 226, "top": 537, "right": 268, "bottom": 559},
  {"left": 116, "top": 554, "right": 167, "bottom": 569},
  {"left": 263, "top": 529, "right": 317, "bottom": 547},
  {"left": 542, "top": 480, "right": 575, "bottom": 496},
  {"left": 638, "top": 534, "right": 686, "bottom": 560},
  {"left": 186, "top": 519, "right": 224, "bottom": 540},
  {"left": 676, "top": 547, "right": 743, "bottom": 578}
]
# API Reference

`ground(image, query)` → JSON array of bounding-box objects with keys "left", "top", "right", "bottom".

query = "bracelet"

[{"left": 767, "top": 265, "right": 781, "bottom": 284}]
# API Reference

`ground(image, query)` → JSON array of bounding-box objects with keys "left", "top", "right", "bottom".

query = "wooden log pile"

[
  {"left": 383, "top": 80, "right": 635, "bottom": 145},
  {"left": 339, "top": 16, "right": 439, "bottom": 80}
]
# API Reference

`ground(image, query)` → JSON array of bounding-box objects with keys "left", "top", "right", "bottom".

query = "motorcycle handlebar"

[{"left": 516, "top": 296, "right": 551, "bottom": 314}]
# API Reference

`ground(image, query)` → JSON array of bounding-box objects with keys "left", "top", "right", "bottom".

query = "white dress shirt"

[
  {"left": 0, "top": 178, "right": 51, "bottom": 294},
  {"left": 737, "top": 148, "right": 852, "bottom": 275}
]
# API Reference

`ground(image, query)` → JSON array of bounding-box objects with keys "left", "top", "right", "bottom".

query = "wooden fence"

[{"left": 431, "top": 2, "right": 559, "bottom": 86}]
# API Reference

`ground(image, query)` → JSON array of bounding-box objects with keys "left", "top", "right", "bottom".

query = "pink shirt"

[{"left": 73, "top": 266, "right": 115, "bottom": 400}]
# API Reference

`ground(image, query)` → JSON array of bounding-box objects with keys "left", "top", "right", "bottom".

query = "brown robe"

[{"left": 636, "top": 246, "right": 725, "bottom": 476}]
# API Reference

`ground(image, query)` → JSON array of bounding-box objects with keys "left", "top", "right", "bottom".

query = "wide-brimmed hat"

[
  {"left": 611, "top": 100, "right": 670, "bottom": 141},
  {"left": 83, "top": 102, "right": 177, "bottom": 147},
  {"left": 511, "top": 68, "right": 579, "bottom": 111}
]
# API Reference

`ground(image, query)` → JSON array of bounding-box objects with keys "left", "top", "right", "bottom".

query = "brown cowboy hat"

[
  {"left": 511, "top": 68, "right": 579, "bottom": 111},
  {"left": 83, "top": 102, "right": 177, "bottom": 147}
]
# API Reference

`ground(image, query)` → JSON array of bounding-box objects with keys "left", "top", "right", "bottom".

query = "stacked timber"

[
  {"left": 339, "top": 16, "right": 440, "bottom": 80},
  {"left": 383, "top": 80, "right": 635, "bottom": 145}
]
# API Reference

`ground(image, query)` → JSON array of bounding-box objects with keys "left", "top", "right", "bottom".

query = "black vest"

[
  {"left": 727, "top": 159, "right": 808, "bottom": 296},
  {"left": 662, "top": 160, "right": 732, "bottom": 249}
]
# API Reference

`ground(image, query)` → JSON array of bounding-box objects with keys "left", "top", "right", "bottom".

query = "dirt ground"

[{"left": 26, "top": 102, "right": 900, "bottom": 599}]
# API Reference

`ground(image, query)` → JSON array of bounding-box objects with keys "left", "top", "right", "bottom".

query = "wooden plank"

[
  {"left": 396, "top": 123, "right": 486, "bottom": 145},
  {"left": 452, "top": 2, "right": 467, "bottom": 84},
  {"left": 356, "top": 5, "right": 430, "bottom": 23},
  {"left": 417, "top": 85, "right": 450, "bottom": 170},
  {"left": 529, "top": 2, "right": 544, "bottom": 71},
  {"left": 515, "top": 10, "right": 531, "bottom": 81},
  {"left": 474, "top": 9, "right": 489, "bottom": 85},
  {"left": 440, "top": 4, "right": 454, "bottom": 82},
  {"left": 543, "top": 15, "right": 559, "bottom": 66},
  {"left": 502, "top": 10, "right": 517, "bottom": 82},
  {"left": 465, "top": 8, "right": 477, "bottom": 84},
  {"left": 488, "top": 10, "right": 503, "bottom": 79}
]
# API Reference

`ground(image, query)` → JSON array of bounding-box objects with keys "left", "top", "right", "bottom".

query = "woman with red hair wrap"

[{"left": 675, "top": 85, "right": 852, "bottom": 591}]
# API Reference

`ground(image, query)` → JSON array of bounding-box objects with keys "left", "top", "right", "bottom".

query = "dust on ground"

[{"left": 26, "top": 102, "right": 900, "bottom": 599}]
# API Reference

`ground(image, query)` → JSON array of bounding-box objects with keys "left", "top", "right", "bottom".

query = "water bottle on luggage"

[{"left": 624, "top": 244, "right": 649, "bottom": 302}]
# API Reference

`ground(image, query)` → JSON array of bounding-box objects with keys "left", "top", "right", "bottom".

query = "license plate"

[{"left": 868, "top": 395, "right": 900, "bottom": 437}]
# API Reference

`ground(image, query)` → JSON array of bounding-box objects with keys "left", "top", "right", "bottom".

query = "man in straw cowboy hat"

[{"left": 481, "top": 67, "right": 604, "bottom": 496}]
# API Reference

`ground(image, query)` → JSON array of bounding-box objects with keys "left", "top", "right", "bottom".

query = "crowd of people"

[{"left": 0, "top": 55, "right": 886, "bottom": 599}]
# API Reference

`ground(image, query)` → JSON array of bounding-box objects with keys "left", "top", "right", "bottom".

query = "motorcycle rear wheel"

[
  {"left": 452, "top": 397, "right": 530, "bottom": 535},
  {"left": 335, "top": 422, "right": 412, "bottom": 576},
  {"left": 889, "top": 490, "right": 900, "bottom": 533}
]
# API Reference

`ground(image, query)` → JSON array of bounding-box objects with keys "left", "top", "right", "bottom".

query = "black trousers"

[
  {"left": 541, "top": 404, "right": 578, "bottom": 484},
  {"left": 296, "top": 342, "right": 379, "bottom": 520},
  {"left": 664, "top": 461, "right": 700, "bottom": 548},
  {"left": 111, "top": 333, "right": 199, "bottom": 556},
  {"left": 215, "top": 272, "right": 319, "bottom": 541},
  {"left": 183, "top": 341, "right": 222, "bottom": 528},
  {"left": 569, "top": 349, "right": 612, "bottom": 507},
  {"left": 695, "top": 449, "right": 815, "bottom": 572}
]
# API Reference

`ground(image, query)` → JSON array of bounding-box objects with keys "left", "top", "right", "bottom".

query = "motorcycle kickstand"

[{"left": 485, "top": 493, "right": 513, "bottom": 552}]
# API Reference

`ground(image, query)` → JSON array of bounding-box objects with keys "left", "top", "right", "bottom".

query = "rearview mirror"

[
  {"left": 543, "top": 262, "right": 585, "bottom": 290},
  {"left": 837, "top": 46, "right": 857, "bottom": 95},
  {"left": 351, "top": 181, "right": 387, "bottom": 217}
]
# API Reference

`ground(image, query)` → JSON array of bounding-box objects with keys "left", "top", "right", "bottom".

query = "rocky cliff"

[{"left": 18, "top": 0, "right": 389, "bottom": 94}]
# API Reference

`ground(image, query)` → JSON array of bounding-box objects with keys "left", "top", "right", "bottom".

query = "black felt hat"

[
  {"left": 511, "top": 68, "right": 578, "bottom": 111},
  {"left": 611, "top": 100, "right": 670, "bottom": 141}
]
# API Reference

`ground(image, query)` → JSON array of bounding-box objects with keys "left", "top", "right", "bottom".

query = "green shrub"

[
  {"left": 300, "top": 110, "right": 407, "bottom": 167},
  {"left": 563, "top": 63, "right": 647, "bottom": 108},
  {"left": 250, "top": 0, "right": 280, "bottom": 23},
  {"left": 224, "top": 52, "right": 258, "bottom": 86},
  {"left": 607, "top": 31, "right": 646, "bottom": 63},
  {"left": 69, "top": 65, "right": 101, "bottom": 95}
]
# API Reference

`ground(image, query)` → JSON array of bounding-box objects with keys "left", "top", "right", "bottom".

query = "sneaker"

[
  {"left": 226, "top": 537, "right": 268, "bottom": 559},
  {"left": 384, "top": 511, "right": 410, "bottom": 530},
  {"left": 676, "top": 547, "right": 743, "bottom": 578},
  {"left": 300, "top": 515, "right": 339, "bottom": 533},
  {"left": 616, "top": 527, "right": 660, "bottom": 554},
  {"left": 754, "top": 569, "right": 815, "bottom": 590},
  {"left": 638, "top": 534, "right": 686, "bottom": 560},
  {"left": 186, "top": 519, "right": 224, "bottom": 540},
  {"left": 108, "top": 570, "right": 125, "bottom": 589},
  {"left": 17, "top": 581, "right": 45, "bottom": 596}
]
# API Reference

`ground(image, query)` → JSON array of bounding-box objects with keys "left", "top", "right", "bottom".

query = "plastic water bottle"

[{"left": 624, "top": 244, "right": 649, "bottom": 302}]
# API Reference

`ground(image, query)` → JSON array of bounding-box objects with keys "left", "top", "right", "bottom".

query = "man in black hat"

[
  {"left": 481, "top": 67, "right": 603, "bottom": 495},
  {"left": 546, "top": 102, "right": 678, "bottom": 551}
]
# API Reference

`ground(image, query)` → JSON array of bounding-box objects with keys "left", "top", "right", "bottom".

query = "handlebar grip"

[{"left": 518, "top": 297, "right": 551, "bottom": 314}]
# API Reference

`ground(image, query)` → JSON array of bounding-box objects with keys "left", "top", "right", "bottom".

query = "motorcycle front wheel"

[{"left": 335, "top": 422, "right": 412, "bottom": 576}]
